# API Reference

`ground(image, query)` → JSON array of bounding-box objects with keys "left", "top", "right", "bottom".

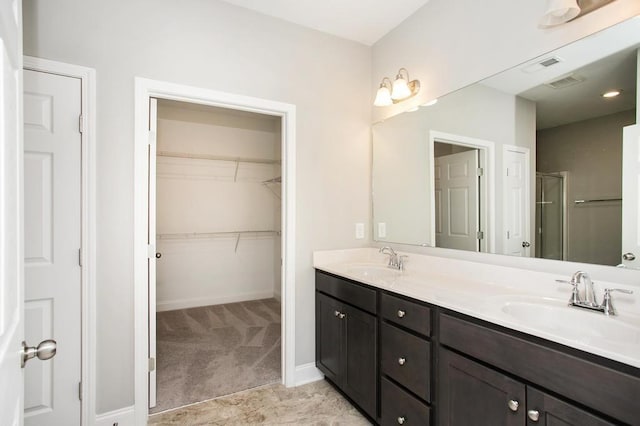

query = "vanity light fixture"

[
  {"left": 374, "top": 68, "right": 420, "bottom": 106},
  {"left": 539, "top": 0, "right": 616, "bottom": 28},
  {"left": 602, "top": 90, "right": 621, "bottom": 98}
]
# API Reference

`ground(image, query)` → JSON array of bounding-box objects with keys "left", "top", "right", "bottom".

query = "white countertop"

[{"left": 313, "top": 248, "right": 640, "bottom": 369}]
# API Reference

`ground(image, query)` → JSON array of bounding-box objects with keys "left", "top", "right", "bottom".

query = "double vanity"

[{"left": 313, "top": 248, "right": 640, "bottom": 425}]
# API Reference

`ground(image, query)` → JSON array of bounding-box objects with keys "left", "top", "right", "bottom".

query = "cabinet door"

[
  {"left": 316, "top": 292, "right": 344, "bottom": 384},
  {"left": 343, "top": 303, "right": 378, "bottom": 419},
  {"left": 527, "top": 388, "right": 616, "bottom": 426},
  {"left": 439, "top": 348, "right": 525, "bottom": 426}
]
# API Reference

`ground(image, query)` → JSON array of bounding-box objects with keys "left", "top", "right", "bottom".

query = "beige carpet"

[{"left": 151, "top": 298, "right": 281, "bottom": 414}]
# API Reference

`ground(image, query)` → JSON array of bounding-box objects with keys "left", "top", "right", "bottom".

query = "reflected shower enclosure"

[{"left": 535, "top": 173, "right": 566, "bottom": 260}]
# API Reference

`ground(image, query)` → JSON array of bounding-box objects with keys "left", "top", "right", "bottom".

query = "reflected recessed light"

[
  {"left": 406, "top": 106, "right": 420, "bottom": 112},
  {"left": 602, "top": 90, "right": 621, "bottom": 98},
  {"left": 421, "top": 99, "right": 438, "bottom": 107}
]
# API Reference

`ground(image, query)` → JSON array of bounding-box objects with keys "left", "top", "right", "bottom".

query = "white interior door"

[
  {"left": 0, "top": 1, "right": 24, "bottom": 424},
  {"left": 503, "top": 146, "right": 531, "bottom": 257},
  {"left": 23, "top": 69, "right": 82, "bottom": 425},
  {"left": 435, "top": 149, "right": 480, "bottom": 251},
  {"left": 622, "top": 124, "right": 640, "bottom": 268},
  {"left": 148, "top": 97, "right": 158, "bottom": 408}
]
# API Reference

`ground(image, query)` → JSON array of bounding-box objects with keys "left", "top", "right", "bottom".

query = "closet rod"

[
  {"left": 156, "top": 230, "right": 279, "bottom": 241},
  {"left": 157, "top": 151, "right": 281, "bottom": 165},
  {"left": 574, "top": 198, "right": 622, "bottom": 204}
]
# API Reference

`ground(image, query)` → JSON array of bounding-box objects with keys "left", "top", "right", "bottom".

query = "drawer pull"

[
  {"left": 508, "top": 399, "right": 519, "bottom": 412},
  {"left": 398, "top": 357, "right": 406, "bottom": 366},
  {"left": 397, "top": 309, "right": 406, "bottom": 318},
  {"left": 527, "top": 410, "right": 540, "bottom": 422},
  {"left": 397, "top": 416, "right": 406, "bottom": 425}
]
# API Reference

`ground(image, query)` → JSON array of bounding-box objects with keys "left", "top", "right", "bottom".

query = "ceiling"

[{"left": 217, "top": 0, "right": 430, "bottom": 46}]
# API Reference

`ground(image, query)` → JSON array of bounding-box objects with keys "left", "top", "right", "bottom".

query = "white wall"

[
  {"left": 155, "top": 102, "right": 281, "bottom": 311},
  {"left": 372, "top": 0, "right": 640, "bottom": 122},
  {"left": 23, "top": 0, "right": 371, "bottom": 414}
]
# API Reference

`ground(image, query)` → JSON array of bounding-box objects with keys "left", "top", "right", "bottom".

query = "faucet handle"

[
  {"left": 398, "top": 255, "right": 408, "bottom": 271},
  {"left": 604, "top": 288, "right": 633, "bottom": 295},
  {"left": 556, "top": 279, "right": 580, "bottom": 304},
  {"left": 601, "top": 288, "right": 634, "bottom": 316}
]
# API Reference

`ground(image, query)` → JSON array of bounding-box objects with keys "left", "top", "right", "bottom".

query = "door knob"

[
  {"left": 21, "top": 339, "right": 57, "bottom": 368},
  {"left": 623, "top": 252, "right": 636, "bottom": 261},
  {"left": 155, "top": 252, "right": 162, "bottom": 259},
  {"left": 522, "top": 241, "right": 531, "bottom": 248}
]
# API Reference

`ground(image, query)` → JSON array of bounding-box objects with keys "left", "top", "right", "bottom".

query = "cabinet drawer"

[
  {"left": 381, "top": 377, "right": 430, "bottom": 426},
  {"left": 381, "top": 292, "right": 431, "bottom": 336},
  {"left": 381, "top": 322, "right": 431, "bottom": 402},
  {"left": 440, "top": 313, "right": 640, "bottom": 425},
  {"left": 316, "top": 270, "right": 377, "bottom": 314}
]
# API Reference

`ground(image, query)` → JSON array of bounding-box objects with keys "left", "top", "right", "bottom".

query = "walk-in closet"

[{"left": 150, "top": 100, "right": 282, "bottom": 413}]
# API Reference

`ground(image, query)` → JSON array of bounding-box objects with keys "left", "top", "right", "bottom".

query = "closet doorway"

[{"left": 149, "top": 99, "right": 284, "bottom": 413}]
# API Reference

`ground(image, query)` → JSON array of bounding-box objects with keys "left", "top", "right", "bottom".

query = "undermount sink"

[
  {"left": 500, "top": 298, "right": 640, "bottom": 346},
  {"left": 345, "top": 264, "right": 401, "bottom": 281}
]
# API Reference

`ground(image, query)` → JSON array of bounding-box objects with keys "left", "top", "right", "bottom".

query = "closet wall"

[{"left": 156, "top": 100, "right": 281, "bottom": 312}]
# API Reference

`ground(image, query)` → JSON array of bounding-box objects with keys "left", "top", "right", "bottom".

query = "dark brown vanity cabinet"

[
  {"left": 315, "top": 272, "right": 378, "bottom": 420},
  {"left": 439, "top": 348, "right": 617, "bottom": 426},
  {"left": 380, "top": 292, "right": 433, "bottom": 425},
  {"left": 439, "top": 313, "right": 636, "bottom": 426},
  {"left": 315, "top": 270, "right": 640, "bottom": 426}
]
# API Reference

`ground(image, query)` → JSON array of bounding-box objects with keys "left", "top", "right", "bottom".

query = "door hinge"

[
  {"left": 149, "top": 357, "right": 156, "bottom": 372},
  {"left": 477, "top": 231, "right": 484, "bottom": 240},
  {"left": 79, "top": 115, "right": 84, "bottom": 134},
  {"left": 78, "top": 248, "right": 82, "bottom": 267},
  {"left": 78, "top": 382, "right": 82, "bottom": 401},
  {"left": 477, "top": 167, "right": 484, "bottom": 177}
]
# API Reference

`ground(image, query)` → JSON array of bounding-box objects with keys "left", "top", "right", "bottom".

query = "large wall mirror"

[{"left": 372, "top": 16, "right": 639, "bottom": 268}]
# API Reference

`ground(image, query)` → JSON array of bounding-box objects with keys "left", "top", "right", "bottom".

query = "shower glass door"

[{"left": 536, "top": 173, "right": 565, "bottom": 260}]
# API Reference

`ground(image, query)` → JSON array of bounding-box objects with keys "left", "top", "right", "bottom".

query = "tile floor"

[{"left": 148, "top": 379, "right": 371, "bottom": 425}]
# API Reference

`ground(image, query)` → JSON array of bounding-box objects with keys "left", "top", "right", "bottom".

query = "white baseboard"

[
  {"left": 294, "top": 362, "right": 324, "bottom": 386},
  {"left": 95, "top": 405, "right": 135, "bottom": 426},
  {"left": 157, "top": 290, "right": 275, "bottom": 312}
]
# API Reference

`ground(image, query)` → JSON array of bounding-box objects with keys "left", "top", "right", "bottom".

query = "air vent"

[
  {"left": 522, "top": 56, "right": 564, "bottom": 73},
  {"left": 545, "top": 73, "right": 585, "bottom": 89}
]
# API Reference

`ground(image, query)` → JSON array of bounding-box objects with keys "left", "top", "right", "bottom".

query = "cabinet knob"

[
  {"left": 334, "top": 310, "right": 340, "bottom": 317},
  {"left": 397, "top": 310, "right": 406, "bottom": 318},
  {"left": 527, "top": 409, "right": 540, "bottom": 422},
  {"left": 507, "top": 399, "right": 519, "bottom": 412},
  {"left": 398, "top": 357, "right": 406, "bottom": 366},
  {"left": 338, "top": 313, "right": 346, "bottom": 319},
  {"left": 397, "top": 416, "right": 406, "bottom": 425}
]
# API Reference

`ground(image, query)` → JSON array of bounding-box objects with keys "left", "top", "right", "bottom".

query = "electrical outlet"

[
  {"left": 378, "top": 222, "right": 386, "bottom": 238},
  {"left": 355, "top": 223, "right": 365, "bottom": 239}
]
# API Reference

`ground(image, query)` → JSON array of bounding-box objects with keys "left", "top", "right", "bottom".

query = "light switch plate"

[
  {"left": 378, "top": 222, "right": 386, "bottom": 238},
  {"left": 355, "top": 223, "right": 365, "bottom": 239}
]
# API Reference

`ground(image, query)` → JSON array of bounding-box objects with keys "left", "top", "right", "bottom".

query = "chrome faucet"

[
  {"left": 557, "top": 271, "right": 634, "bottom": 316},
  {"left": 572, "top": 271, "right": 597, "bottom": 307},
  {"left": 379, "top": 246, "right": 407, "bottom": 271}
]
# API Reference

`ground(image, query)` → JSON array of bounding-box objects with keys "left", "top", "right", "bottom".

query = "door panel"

[
  {"left": 622, "top": 124, "right": 640, "bottom": 268},
  {"left": 504, "top": 147, "right": 530, "bottom": 257},
  {"left": 315, "top": 292, "right": 343, "bottom": 383},
  {"left": 439, "top": 348, "right": 525, "bottom": 426},
  {"left": 435, "top": 149, "right": 479, "bottom": 251},
  {"left": 148, "top": 97, "right": 158, "bottom": 408},
  {"left": 342, "top": 303, "right": 377, "bottom": 419},
  {"left": 24, "top": 69, "right": 82, "bottom": 426},
  {"left": 527, "top": 387, "right": 615, "bottom": 426},
  {"left": 0, "top": 1, "right": 24, "bottom": 424}
]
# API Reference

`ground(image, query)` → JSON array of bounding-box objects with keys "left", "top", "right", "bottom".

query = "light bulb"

[
  {"left": 391, "top": 77, "right": 411, "bottom": 100},
  {"left": 374, "top": 85, "right": 392, "bottom": 107}
]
